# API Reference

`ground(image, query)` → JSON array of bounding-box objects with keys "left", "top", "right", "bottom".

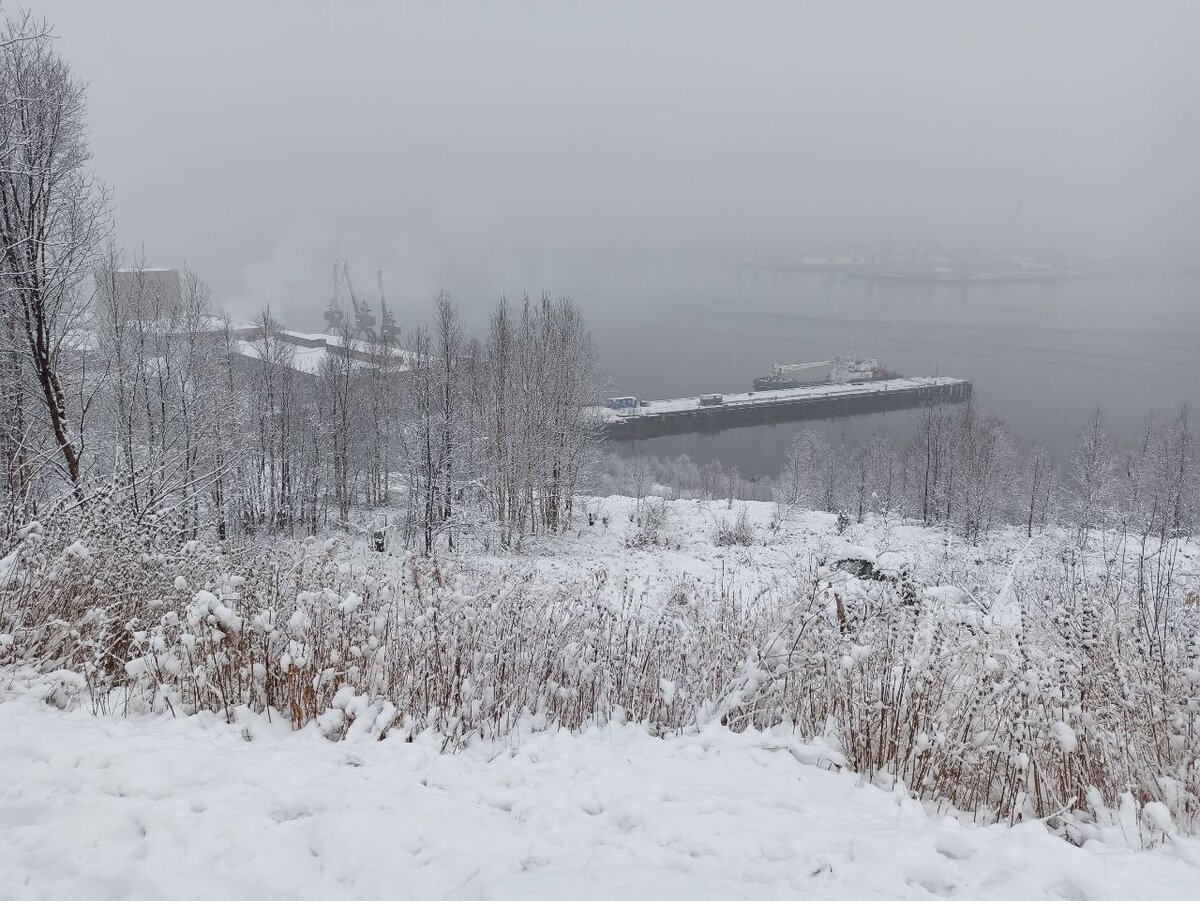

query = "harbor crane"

[
  {"left": 377, "top": 269, "right": 399, "bottom": 343},
  {"left": 323, "top": 262, "right": 399, "bottom": 345},
  {"left": 341, "top": 262, "right": 377, "bottom": 339},
  {"left": 322, "top": 262, "right": 346, "bottom": 333}
]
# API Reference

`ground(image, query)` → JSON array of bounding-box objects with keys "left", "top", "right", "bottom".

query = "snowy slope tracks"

[{"left": 2, "top": 497, "right": 1200, "bottom": 849}]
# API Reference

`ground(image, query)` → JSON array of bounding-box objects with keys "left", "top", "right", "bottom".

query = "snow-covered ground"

[
  {"left": 2, "top": 690, "right": 1197, "bottom": 901},
  {"left": 4, "top": 497, "right": 1200, "bottom": 899},
  {"left": 484, "top": 496, "right": 1200, "bottom": 623},
  {"left": 472, "top": 496, "right": 1062, "bottom": 616}
]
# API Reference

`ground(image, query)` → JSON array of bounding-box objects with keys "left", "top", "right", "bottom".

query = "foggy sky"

[{"left": 34, "top": 0, "right": 1200, "bottom": 322}]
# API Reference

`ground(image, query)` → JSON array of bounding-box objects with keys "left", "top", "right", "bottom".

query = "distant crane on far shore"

[
  {"left": 377, "top": 268, "right": 399, "bottom": 343},
  {"left": 323, "top": 262, "right": 346, "bottom": 333},
  {"left": 323, "top": 262, "right": 400, "bottom": 345},
  {"left": 342, "top": 262, "right": 376, "bottom": 339}
]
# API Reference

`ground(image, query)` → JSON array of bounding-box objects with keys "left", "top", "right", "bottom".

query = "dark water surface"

[{"left": 585, "top": 261, "right": 1200, "bottom": 478}]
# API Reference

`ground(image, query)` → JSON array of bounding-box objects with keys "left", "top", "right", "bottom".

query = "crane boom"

[
  {"left": 323, "top": 261, "right": 346, "bottom": 332},
  {"left": 377, "top": 268, "right": 399, "bottom": 342},
  {"left": 342, "top": 261, "right": 376, "bottom": 332},
  {"left": 342, "top": 262, "right": 362, "bottom": 316}
]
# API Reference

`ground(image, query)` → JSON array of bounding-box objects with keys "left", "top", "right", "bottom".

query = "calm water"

[{"left": 586, "top": 261, "right": 1200, "bottom": 478}]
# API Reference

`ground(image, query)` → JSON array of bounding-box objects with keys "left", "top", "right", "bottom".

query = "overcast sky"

[{"left": 34, "top": 1, "right": 1200, "bottom": 320}]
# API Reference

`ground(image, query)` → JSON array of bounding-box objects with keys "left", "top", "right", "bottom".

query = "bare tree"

[
  {"left": 433, "top": 293, "right": 463, "bottom": 548},
  {"left": 1070, "top": 408, "right": 1117, "bottom": 547},
  {"left": 206, "top": 312, "right": 244, "bottom": 541},
  {"left": 485, "top": 299, "right": 516, "bottom": 543},
  {"left": 952, "top": 403, "right": 1013, "bottom": 543},
  {"left": 244, "top": 309, "right": 303, "bottom": 532},
  {"left": 477, "top": 294, "right": 600, "bottom": 545},
  {"left": 779, "top": 427, "right": 838, "bottom": 513},
  {"left": 318, "top": 326, "right": 358, "bottom": 525},
  {"left": 1023, "top": 443, "right": 1054, "bottom": 538},
  {"left": 911, "top": 404, "right": 952, "bottom": 526},
  {"left": 1117, "top": 407, "right": 1196, "bottom": 660},
  {"left": 401, "top": 324, "right": 439, "bottom": 553},
  {"left": 362, "top": 330, "right": 399, "bottom": 508},
  {"left": 850, "top": 431, "right": 898, "bottom": 523},
  {"left": 0, "top": 17, "right": 110, "bottom": 497}
]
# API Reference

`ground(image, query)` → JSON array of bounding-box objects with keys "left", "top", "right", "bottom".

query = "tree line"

[
  {"left": 602, "top": 397, "right": 1195, "bottom": 558},
  {"left": 771, "top": 400, "right": 1195, "bottom": 553},
  {"left": 12, "top": 258, "right": 602, "bottom": 551},
  {"left": 0, "top": 16, "right": 600, "bottom": 551}
]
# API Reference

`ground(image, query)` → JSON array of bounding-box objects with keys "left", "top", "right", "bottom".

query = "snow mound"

[{"left": 1, "top": 698, "right": 1196, "bottom": 900}]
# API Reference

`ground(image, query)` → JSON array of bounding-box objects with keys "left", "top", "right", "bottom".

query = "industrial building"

[{"left": 92, "top": 265, "right": 411, "bottom": 378}]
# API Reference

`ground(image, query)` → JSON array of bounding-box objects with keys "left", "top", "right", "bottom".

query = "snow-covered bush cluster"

[
  {"left": 749, "top": 546, "right": 1200, "bottom": 843},
  {"left": 4, "top": 495, "right": 1199, "bottom": 843},
  {"left": 714, "top": 505, "right": 755, "bottom": 546},
  {"left": 625, "top": 497, "right": 674, "bottom": 548}
]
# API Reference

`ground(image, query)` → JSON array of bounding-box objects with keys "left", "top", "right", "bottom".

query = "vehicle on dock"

[
  {"left": 608, "top": 396, "right": 641, "bottom": 416},
  {"left": 752, "top": 375, "right": 800, "bottom": 391},
  {"left": 699, "top": 394, "right": 724, "bottom": 406}
]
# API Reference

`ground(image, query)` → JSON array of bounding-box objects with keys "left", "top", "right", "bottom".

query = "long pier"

[{"left": 599, "top": 377, "right": 972, "bottom": 441}]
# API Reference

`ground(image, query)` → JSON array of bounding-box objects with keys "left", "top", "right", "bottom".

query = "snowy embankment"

[
  {"left": 3, "top": 496, "right": 1200, "bottom": 898},
  {"left": 2, "top": 689, "right": 1197, "bottom": 901}
]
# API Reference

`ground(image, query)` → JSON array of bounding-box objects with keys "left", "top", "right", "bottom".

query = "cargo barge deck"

[{"left": 598, "top": 377, "right": 972, "bottom": 440}]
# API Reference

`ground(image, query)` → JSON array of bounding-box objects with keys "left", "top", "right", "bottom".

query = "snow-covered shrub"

[
  {"left": 626, "top": 498, "right": 672, "bottom": 548},
  {"left": 714, "top": 538, "right": 1200, "bottom": 839},
  {"left": 4, "top": 496, "right": 1200, "bottom": 841},
  {"left": 0, "top": 484, "right": 223, "bottom": 701},
  {"left": 714, "top": 506, "right": 754, "bottom": 546}
]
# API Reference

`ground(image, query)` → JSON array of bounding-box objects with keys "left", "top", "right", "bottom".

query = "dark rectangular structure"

[{"left": 601, "top": 378, "right": 971, "bottom": 440}]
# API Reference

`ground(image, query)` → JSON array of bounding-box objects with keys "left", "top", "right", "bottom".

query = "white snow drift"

[{"left": 1, "top": 693, "right": 1197, "bottom": 901}]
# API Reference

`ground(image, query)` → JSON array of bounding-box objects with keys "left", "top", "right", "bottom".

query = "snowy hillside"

[
  {"left": 478, "top": 495, "right": 1199, "bottom": 634},
  {"left": 2, "top": 690, "right": 1198, "bottom": 901},
  {"left": 480, "top": 495, "right": 1040, "bottom": 606},
  {"left": 3, "top": 495, "right": 1199, "bottom": 899}
]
